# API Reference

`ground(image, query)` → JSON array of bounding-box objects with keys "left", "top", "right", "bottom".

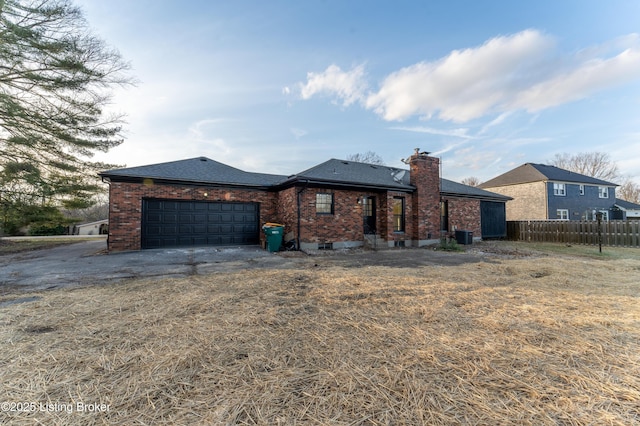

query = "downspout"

[
  {"left": 439, "top": 156, "right": 443, "bottom": 241},
  {"left": 545, "top": 180, "right": 549, "bottom": 219},
  {"left": 101, "top": 176, "right": 111, "bottom": 251},
  {"left": 296, "top": 180, "right": 309, "bottom": 251}
]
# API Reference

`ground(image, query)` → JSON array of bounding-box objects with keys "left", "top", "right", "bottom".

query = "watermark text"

[{"left": 1, "top": 401, "right": 110, "bottom": 414}]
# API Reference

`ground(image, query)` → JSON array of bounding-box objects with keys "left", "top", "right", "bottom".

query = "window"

[
  {"left": 392, "top": 197, "right": 405, "bottom": 232},
  {"left": 556, "top": 209, "right": 569, "bottom": 220},
  {"left": 316, "top": 193, "right": 333, "bottom": 214},
  {"left": 579, "top": 184, "right": 584, "bottom": 195},
  {"left": 363, "top": 197, "right": 373, "bottom": 217},
  {"left": 553, "top": 183, "right": 566, "bottom": 196},
  {"left": 598, "top": 186, "right": 609, "bottom": 199}
]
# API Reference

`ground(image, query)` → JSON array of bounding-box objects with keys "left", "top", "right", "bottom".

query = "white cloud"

[
  {"left": 478, "top": 112, "right": 512, "bottom": 135},
  {"left": 510, "top": 46, "right": 640, "bottom": 112},
  {"left": 431, "top": 141, "right": 472, "bottom": 157},
  {"left": 298, "top": 64, "right": 367, "bottom": 106},
  {"left": 186, "top": 119, "right": 234, "bottom": 158},
  {"left": 365, "top": 29, "right": 555, "bottom": 122},
  {"left": 389, "top": 125, "right": 474, "bottom": 139},
  {"left": 299, "top": 30, "right": 640, "bottom": 124}
]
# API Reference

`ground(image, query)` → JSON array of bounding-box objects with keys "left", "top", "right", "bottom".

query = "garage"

[{"left": 141, "top": 199, "right": 260, "bottom": 249}]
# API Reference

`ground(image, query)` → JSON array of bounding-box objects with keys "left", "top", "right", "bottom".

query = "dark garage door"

[{"left": 142, "top": 199, "right": 260, "bottom": 249}]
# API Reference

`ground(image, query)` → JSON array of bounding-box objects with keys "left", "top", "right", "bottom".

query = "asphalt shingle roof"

[
  {"left": 288, "top": 159, "right": 510, "bottom": 200},
  {"left": 286, "top": 159, "right": 413, "bottom": 190},
  {"left": 440, "top": 178, "right": 511, "bottom": 200},
  {"left": 99, "top": 157, "right": 288, "bottom": 187},
  {"left": 614, "top": 198, "right": 640, "bottom": 210},
  {"left": 480, "top": 163, "right": 618, "bottom": 188},
  {"left": 100, "top": 156, "right": 510, "bottom": 201}
]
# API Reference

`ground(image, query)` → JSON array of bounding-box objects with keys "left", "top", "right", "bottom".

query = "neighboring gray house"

[
  {"left": 479, "top": 163, "right": 618, "bottom": 221},
  {"left": 613, "top": 198, "right": 640, "bottom": 220}
]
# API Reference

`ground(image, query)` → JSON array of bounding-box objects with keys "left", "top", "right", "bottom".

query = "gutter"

[
  {"left": 440, "top": 192, "right": 513, "bottom": 202},
  {"left": 275, "top": 178, "right": 414, "bottom": 193},
  {"left": 100, "top": 175, "right": 111, "bottom": 251},
  {"left": 98, "top": 175, "right": 275, "bottom": 191},
  {"left": 296, "top": 180, "right": 309, "bottom": 251}
]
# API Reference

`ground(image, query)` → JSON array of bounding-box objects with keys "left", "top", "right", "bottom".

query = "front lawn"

[{"left": 1, "top": 246, "right": 638, "bottom": 425}]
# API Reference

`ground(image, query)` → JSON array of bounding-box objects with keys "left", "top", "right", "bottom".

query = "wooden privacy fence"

[{"left": 507, "top": 220, "right": 640, "bottom": 248}]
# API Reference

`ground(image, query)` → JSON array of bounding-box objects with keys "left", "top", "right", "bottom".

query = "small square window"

[
  {"left": 316, "top": 193, "right": 334, "bottom": 214},
  {"left": 557, "top": 209, "right": 569, "bottom": 220},
  {"left": 553, "top": 183, "right": 566, "bottom": 196},
  {"left": 598, "top": 186, "right": 609, "bottom": 199}
]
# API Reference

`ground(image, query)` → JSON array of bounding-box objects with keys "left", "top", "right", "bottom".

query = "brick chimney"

[{"left": 408, "top": 148, "right": 440, "bottom": 245}]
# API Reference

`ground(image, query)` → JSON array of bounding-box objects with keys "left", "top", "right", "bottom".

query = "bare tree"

[
  {"left": 461, "top": 176, "right": 482, "bottom": 187},
  {"left": 617, "top": 178, "right": 640, "bottom": 204},
  {"left": 346, "top": 151, "right": 385, "bottom": 165},
  {"left": 550, "top": 152, "right": 619, "bottom": 182}
]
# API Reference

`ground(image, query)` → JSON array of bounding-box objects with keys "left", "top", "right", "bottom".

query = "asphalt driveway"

[
  {"left": 0, "top": 238, "right": 493, "bottom": 294},
  {"left": 0, "top": 240, "right": 288, "bottom": 292}
]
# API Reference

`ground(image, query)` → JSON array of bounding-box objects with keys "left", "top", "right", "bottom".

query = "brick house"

[
  {"left": 99, "top": 149, "right": 510, "bottom": 252},
  {"left": 479, "top": 163, "right": 619, "bottom": 221}
]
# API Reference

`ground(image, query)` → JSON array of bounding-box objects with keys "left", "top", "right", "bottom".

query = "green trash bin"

[{"left": 263, "top": 224, "right": 284, "bottom": 252}]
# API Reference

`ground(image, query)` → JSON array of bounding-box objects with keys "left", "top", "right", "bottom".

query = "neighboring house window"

[
  {"left": 392, "top": 197, "right": 405, "bottom": 232},
  {"left": 316, "top": 193, "right": 334, "bottom": 214},
  {"left": 598, "top": 186, "right": 609, "bottom": 198},
  {"left": 579, "top": 184, "right": 584, "bottom": 195},
  {"left": 557, "top": 209, "right": 569, "bottom": 220},
  {"left": 553, "top": 183, "right": 566, "bottom": 196}
]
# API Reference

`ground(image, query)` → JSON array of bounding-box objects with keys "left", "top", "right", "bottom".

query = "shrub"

[{"left": 439, "top": 236, "right": 462, "bottom": 251}]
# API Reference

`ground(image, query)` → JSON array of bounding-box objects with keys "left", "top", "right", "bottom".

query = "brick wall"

[
  {"left": 296, "top": 188, "right": 365, "bottom": 244},
  {"left": 275, "top": 186, "right": 298, "bottom": 243},
  {"left": 409, "top": 152, "right": 441, "bottom": 244},
  {"left": 107, "top": 181, "right": 277, "bottom": 251},
  {"left": 444, "top": 197, "right": 481, "bottom": 237},
  {"left": 481, "top": 182, "right": 547, "bottom": 220}
]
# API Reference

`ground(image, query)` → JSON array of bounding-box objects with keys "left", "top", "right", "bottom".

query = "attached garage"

[{"left": 142, "top": 199, "right": 260, "bottom": 249}]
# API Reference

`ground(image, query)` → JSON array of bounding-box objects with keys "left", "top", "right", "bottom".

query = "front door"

[{"left": 363, "top": 196, "right": 376, "bottom": 234}]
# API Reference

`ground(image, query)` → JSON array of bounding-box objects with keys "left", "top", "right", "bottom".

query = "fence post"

[{"left": 596, "top": 213, "right": 603, "bottom": 253}]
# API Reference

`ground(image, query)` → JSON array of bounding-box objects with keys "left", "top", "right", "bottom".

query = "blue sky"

[{"left": 78, "top": 0, "right": 640, "bottom": 185}]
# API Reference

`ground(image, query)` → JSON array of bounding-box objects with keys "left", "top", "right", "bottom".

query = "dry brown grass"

[
  {"left": 0, "top": 237, "right": 104, "bottom": 254},
  {"left": 1, "top": 247, "right": 639, "bottom": 425}
]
